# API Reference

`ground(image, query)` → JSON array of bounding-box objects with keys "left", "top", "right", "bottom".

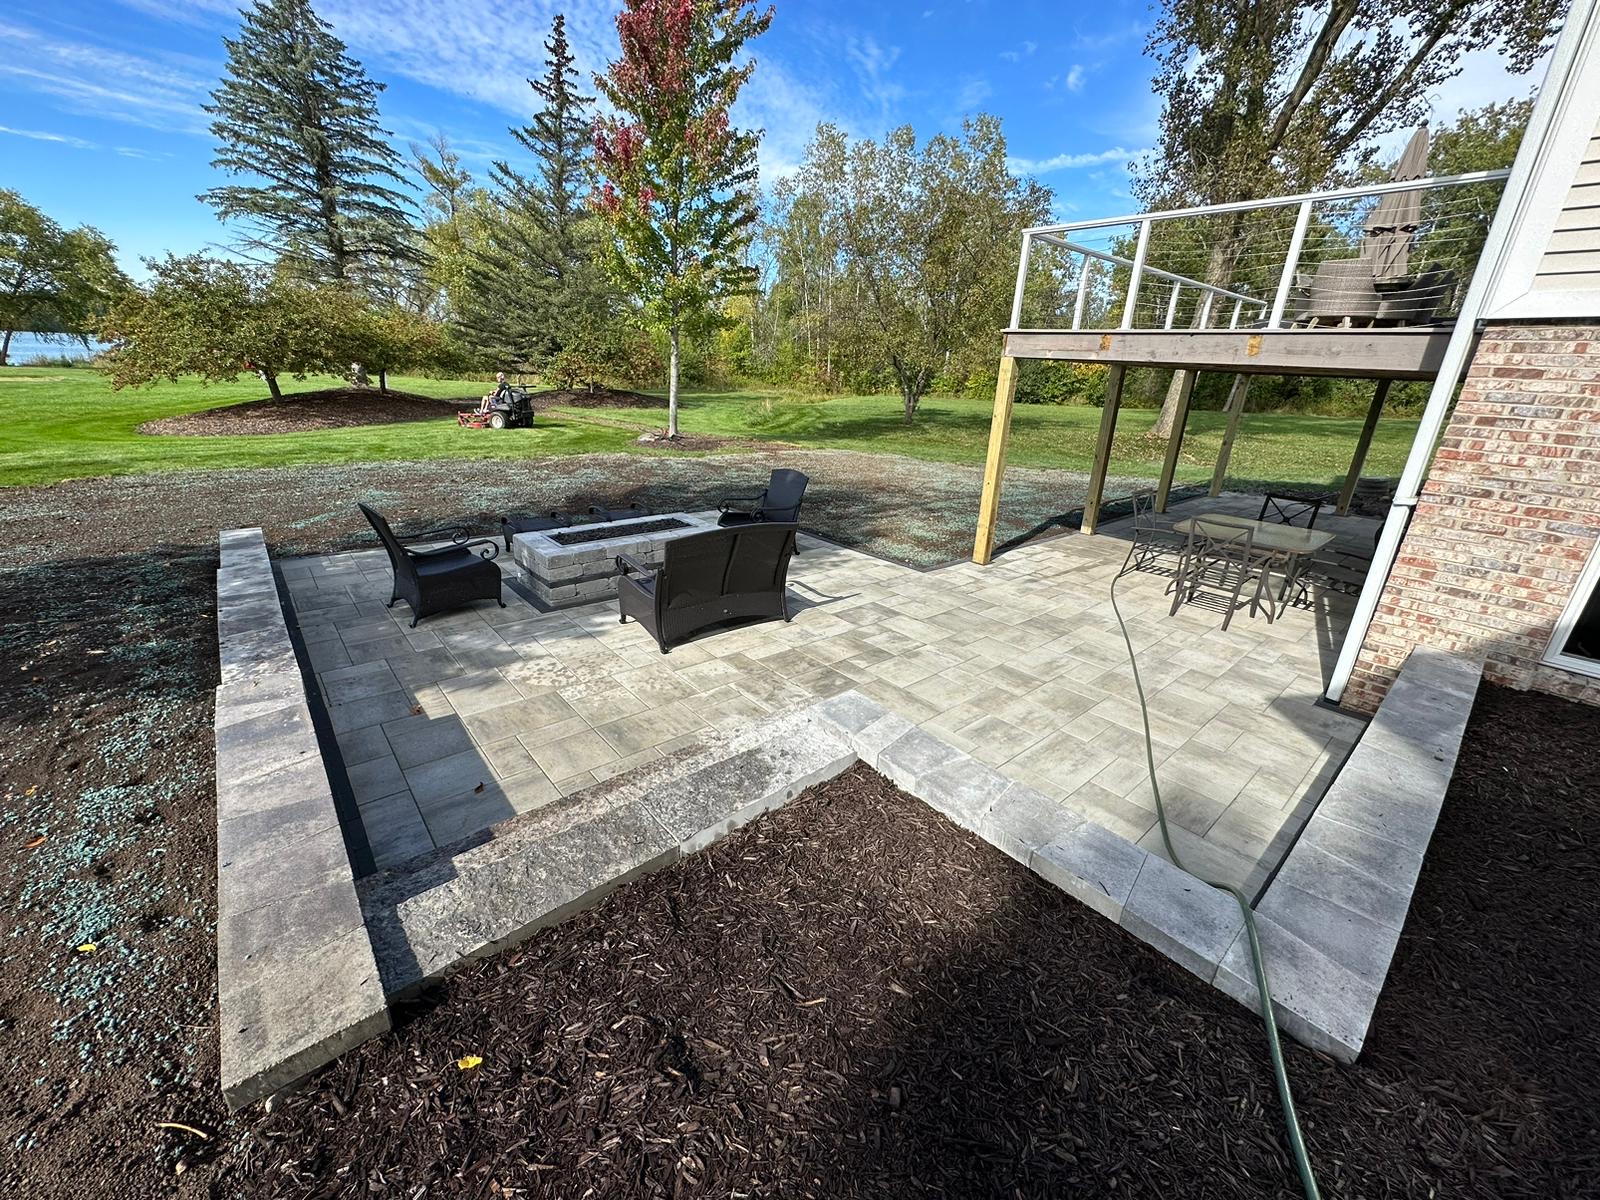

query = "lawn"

[{"left": 0, "top": 365, "right": 1418, "bottom": 490}]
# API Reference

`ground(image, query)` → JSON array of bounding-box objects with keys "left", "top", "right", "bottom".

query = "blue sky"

[{"left": 0, "top": 0, "right": 1545, "bottom": 277}]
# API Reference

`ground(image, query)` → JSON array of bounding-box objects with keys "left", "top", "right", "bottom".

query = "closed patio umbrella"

[{"left": 1362, "top": 125, "right": 1430, "bottom": 284}]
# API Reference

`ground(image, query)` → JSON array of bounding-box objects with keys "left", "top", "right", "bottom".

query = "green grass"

[{"left": 0, "top": 366, "right": 1418, "bottom": 490}]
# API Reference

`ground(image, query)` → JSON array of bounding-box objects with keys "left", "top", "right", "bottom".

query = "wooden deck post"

[
  {"left": 972, "top": 354, "right": 1022, "bottom": 564},
  {"left": 1337, "top": 378, "right": 1392, "bottom": 515},
  {"left": 1154, "top": 369, "right": 1198, "bottom": 512},
  {"left": 1207, "top": 375, "right": 1253, "bottom": 496},
  {"left": 1080, "top": 365, "right": 1127, "bottom": 535}
]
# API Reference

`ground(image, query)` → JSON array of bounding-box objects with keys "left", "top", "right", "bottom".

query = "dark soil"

[
  {"left": 139, "top": 388, "right": 470, "bottom": 436},
  {"left": 534, "top": 385, "right": 664, "bottom": 408},
  {"left": 226, "top": 684, "right": 1595, "bottom": 1199}
]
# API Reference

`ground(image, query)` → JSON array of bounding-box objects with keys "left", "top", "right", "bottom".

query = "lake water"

[{"left": 2, "top": 332, "right": 106, "bottom": 363}]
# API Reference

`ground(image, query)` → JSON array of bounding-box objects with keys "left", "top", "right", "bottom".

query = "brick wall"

[{"left": 1345, "top": 323, "right": 1600, "bottom": 713}]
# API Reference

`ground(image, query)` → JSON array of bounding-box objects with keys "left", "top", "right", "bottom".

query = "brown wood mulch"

[
  {"left": 139, "top": 388, "right": 471, "bottom": 436},
  {"left": 226, "top": 686, "right": 1599, "bottom": 1199},
  {"left": 533, "top": 386, "right": 665, "bottom": 409}
]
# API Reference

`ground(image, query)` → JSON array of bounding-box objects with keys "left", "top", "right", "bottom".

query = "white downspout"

[{"left": 1325, "top": 0, "right": 1598, "bottom": 704}]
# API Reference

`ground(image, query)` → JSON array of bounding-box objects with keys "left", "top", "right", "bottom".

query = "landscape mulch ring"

[
  {"left": 230, "top": 686, "right": 1597, "bottom": 1199},
  {"left": 138, "top": 387, "right": 471, "bottom": 436}
]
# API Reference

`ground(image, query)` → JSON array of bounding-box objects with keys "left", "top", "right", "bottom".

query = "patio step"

[{"left": 356, "top": 708, "right": 857, "bottom": 999}]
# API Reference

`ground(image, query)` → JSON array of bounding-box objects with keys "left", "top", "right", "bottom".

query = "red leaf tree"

[{"left": 591, "top": 0, "right": 772, "bottom": 436}]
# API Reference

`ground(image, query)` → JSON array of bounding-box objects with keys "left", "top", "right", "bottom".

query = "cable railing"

[{"left": 1008, "top": 170, "right": 1512, "bottom": 335}]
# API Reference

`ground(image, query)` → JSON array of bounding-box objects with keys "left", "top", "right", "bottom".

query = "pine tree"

[
  {"left": 591, "top": 0, "right": 773, "bottom": 437},
  {"left": 460, "top": 14, "right": 611, "bottom": 369},
  {"left": 201, "top": 0, "right": 420, "bottom": 283}
]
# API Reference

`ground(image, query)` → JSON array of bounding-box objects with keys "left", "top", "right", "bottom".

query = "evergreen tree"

[
  {"left": 591, "top": 0, "right": 773, "bottom": 437},
  {"left": 201, "top": 0, "right": 420, "bottom": 283},
  {"left": 460, "top": 13, "right": 612, "bottom": 369}
]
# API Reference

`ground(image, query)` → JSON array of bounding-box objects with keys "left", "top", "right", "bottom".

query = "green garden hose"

[{"left": 1109, "top": 543, "right": 1322, "bottom": 1200}]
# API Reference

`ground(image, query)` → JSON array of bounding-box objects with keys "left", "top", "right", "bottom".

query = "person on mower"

[{"left": 477, "top": 372, "right": 511, "bottom": 413}]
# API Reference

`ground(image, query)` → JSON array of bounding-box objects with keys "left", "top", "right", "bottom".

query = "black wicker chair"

[
  {"left": 616, "top": 524, "right": 797, "bottom": 653},
  {"left": 718, "top": 469, "right": 808, "bottom": 527},
  {"left": 588, "top": 503, "right": 650, "bottom": 523},
  {"left": 501, "top": 510, "right": 576, "bottom": 551},
  {"left": 359, "top": 502, "right": 504, "bottom": 627}
]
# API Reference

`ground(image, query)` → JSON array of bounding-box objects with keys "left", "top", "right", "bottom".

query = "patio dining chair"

[
  {"left": 1121, "top": 488, "right": 1186, "bottom": 575},
  {"left": 1168, "top": 518, "right": 1273, "bottom": 632},
  {"left": 1258, "top": 492, "right": 1335, "bottom": 529}
]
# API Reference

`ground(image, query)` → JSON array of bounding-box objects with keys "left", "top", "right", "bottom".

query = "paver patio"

[{"left": 280, "top": 493, "right": 1373, "bottom": 896}]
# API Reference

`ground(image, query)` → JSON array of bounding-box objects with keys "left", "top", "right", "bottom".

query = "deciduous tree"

[
  {"left": 590, "top": 0, "right": 773, "bottom": 437},
  {"left": 792, "top": 118, "right": 1051, "bottom": 423},
  {"left": 98, "top": 255, "right": 343, "bottom": 397},
  {"left": 0, "top": 190, "right": 129, "bottom": 364}
]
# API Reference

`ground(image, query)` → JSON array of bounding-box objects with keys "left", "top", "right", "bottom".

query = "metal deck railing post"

[
  {"left": 1268, "top": 199, "right": 1315, "bottom": 328},
  {"left": 1164, "top": 283, "right": 1182, "bottom": 329},
  {"left": 1072, "top": 255, "right": 1092, "bottom": 330},
  {"left": 1009, "top": 231, "right": 1032, "bottom": 328},
  {"left": 1121, "top": 219, "right": 1152, "bottom": 330},
  {"left": 1199, "top": 292, "right": 1215, "bottom": 328}
]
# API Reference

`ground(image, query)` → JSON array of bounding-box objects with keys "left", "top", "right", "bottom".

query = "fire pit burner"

[{"left": 550, "top": 517, "right": 690, "bottom": 546}]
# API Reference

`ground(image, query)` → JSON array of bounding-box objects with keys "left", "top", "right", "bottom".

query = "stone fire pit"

[{"left": 510, "top": 510, "right": 721, "bottom": 609}]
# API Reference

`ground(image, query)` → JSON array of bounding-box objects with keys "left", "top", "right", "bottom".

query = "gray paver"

[
  {"left": 1031, "top": 821, "right": 1149, "bottom": 921},
  {"left": 915, "top": 754, "right": 1014, "bottom": 832},
  {"left": 981, "top": 783, "right": 1084, "bottom": 865},
  {"left": 875, "top": 726, "right": 960, "bottom": 793},
  {"left": 1119, "top": 856, "right": 1245, "bottom": 982}
]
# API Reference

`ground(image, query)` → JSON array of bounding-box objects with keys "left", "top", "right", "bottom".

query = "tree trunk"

[
  {"left": 378, "top": 368, "right": 387, "bottom": 393},
  {"left": 902, "top": 387, "right": 918, "bottom": 424},
  {"left": 0, "top": 328, "right": 11, "bottom": 366},
  {"left": 667, "top": 325, "right": 680, "bottom": 439},
  {"left": 262, "top": 370, "right": 282, "bottom": 399}
]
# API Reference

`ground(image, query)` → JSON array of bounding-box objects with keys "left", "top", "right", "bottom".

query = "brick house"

[{"left": 1333, "top": 3, "right": 1600, "bottom": 711}]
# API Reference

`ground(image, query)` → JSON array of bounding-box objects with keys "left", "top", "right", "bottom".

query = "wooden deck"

[{"left": 1003, "top": 325, "right": 1465, "bottom": 380}]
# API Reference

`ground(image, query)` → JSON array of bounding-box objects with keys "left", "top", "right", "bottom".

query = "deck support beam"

[
  {"left": 1208, "top": 375, "right": 1253, "bottom": 496},
  {"left": 972, "top": 355, "right": 1021, "bottom": 565},
  {"left": 1154, "top": 369, "right": 1198, "bottom": 512},
  {"left": 1337, "top": 378, "right": 1392, "bottom": 515},
  {"left": 1080, "top": 365, "right": 1127, "bottom": 535}
]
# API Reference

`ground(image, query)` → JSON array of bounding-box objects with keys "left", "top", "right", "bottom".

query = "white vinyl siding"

[{"left": 1531, "top": 129, "right": 1600, "bottom": 290}]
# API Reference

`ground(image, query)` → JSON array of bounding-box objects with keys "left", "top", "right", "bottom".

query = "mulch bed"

[
  {"left": 221, "top": 686, "right": 1597, "bottom": 1199},
  {"left": 534, "top": 386, "right": 664, "bottom": 408},
  {"left": 139, "top": 388, "right": 470, "bottom": 436}
]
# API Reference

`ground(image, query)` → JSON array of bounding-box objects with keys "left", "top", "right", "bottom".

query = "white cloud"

[
  {"left": 318, "top": 0, "right": 621, "bottom": 120},
  {"left": 0, "top": 123, "right": 97, "bottom": 150},
  {"left": 955, "top": 77, "right": 992, "bottom": 112},
  {"left": 844, "top": 35, "right": 905, "bottom": 124},
  {"left": 1064, "top": 64, "right": 1086, "bottom": 92},
  {"left": 0, "top": 20, "right": 211, "bottom": 134},
  {"left": 998, "top": 40, "right": 1037, "bottom": 63},
  {"left": 1007, "top": 147, "right": 1140, "bottom": 175}
]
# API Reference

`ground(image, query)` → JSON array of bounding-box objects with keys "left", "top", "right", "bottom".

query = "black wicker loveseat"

[
  {"left": 615, "top": 524, "right": 797, "bottom": 653},
  {"left": 359, "top": 502, "right": 505, "bottom": 627}
]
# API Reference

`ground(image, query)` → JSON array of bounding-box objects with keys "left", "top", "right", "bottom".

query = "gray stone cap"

[{"left": 213, "top": 529, "right": 389, "bottom": 1110}]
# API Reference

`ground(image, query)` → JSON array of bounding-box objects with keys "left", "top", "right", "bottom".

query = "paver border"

[{"left": 214, "top": 528, "right": 389, "bottom": 1111}]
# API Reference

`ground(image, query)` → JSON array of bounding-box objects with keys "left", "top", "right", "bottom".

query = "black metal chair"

[
  {"left": 500, "top": 510, "right": 576, "bottom": 551},
  {"left": 1258, "top": 492, "right": 1334, "bottom": 529},
  {"left": 616, "top": 524, "right": 797, "bottom": 653},
  {"left": 1122, "top": 488, "right": 1186, "bottom": 575},
  {"left": 588, "top": 503, "right": 650, "bottom": 523},
  {"left": 718, "top": 469, "right": 808, "bottom": 527},
  {"left": 358, "top": 502, "right": 504, "bottom": 628},
  {"left": 1168, "top": 517, "right": 1273, "bottom": 632}
]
